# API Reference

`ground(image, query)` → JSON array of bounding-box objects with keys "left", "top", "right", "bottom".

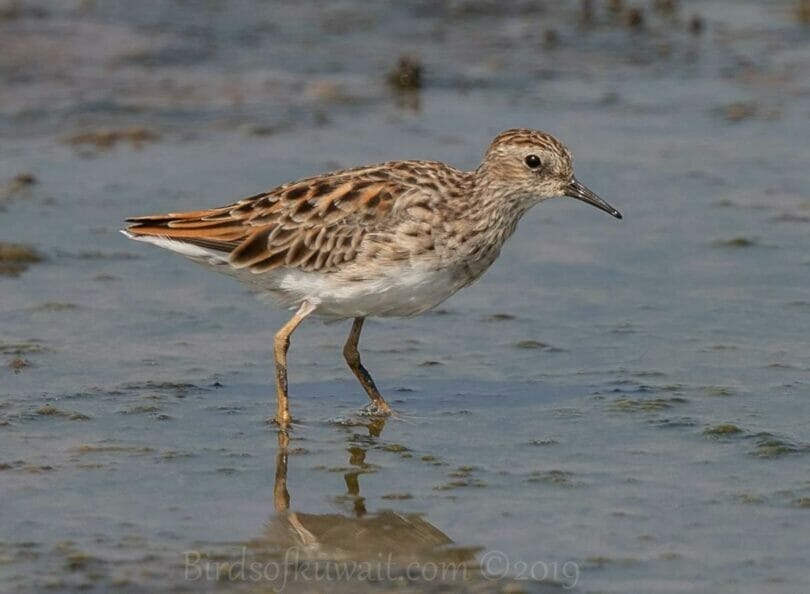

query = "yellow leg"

[
  {"left": 273, "top": 301, "right": 316, "bottom": 426},
  {"left": 273, "top": 430, "right": 290, "bottom": 512},
  {"left": 343, "top": 317, "right": 393, "bottom": 415}
]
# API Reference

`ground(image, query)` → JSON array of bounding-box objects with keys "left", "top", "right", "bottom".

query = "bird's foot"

[
  {"left": 267, "top": 412, "right": 294, "bottom": 428},
  {"left": 359, "top": 401, "right": 394, "bottom": 417}
]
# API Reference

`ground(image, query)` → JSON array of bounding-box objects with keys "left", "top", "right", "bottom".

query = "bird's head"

[{"left": 477, "top": 128, "right": 622, "bottom": 219}]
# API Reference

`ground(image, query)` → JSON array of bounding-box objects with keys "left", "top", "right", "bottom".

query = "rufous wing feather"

[{"left": 125, "top": 165, "right": 414, "bottom": 273}]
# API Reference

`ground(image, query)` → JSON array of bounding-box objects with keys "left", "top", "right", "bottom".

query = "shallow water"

[{"left": 1, "top": 1, "right": 809, "bottom": 592}]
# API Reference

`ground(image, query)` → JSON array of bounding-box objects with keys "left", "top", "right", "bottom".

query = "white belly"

[
  {"left": 255, "top": 264, "right": 468, "bottom": 318},
  {"left": 124, "top": 232, "right": 481, "bottom": 319}
]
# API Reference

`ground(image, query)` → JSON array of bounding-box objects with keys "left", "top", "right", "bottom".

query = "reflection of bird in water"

[
  {"left": 259, "top": 421, "right": 476, "bottom": 566},
  {"left": 221, "top": 423, "right": 569, "bottom": 592}
]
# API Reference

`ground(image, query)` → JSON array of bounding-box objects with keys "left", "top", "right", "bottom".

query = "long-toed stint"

[{"left": 123, "top": 129, "right": 622, "bottom": 426}]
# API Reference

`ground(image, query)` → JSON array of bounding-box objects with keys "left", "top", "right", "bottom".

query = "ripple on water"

[
  {"left": 748, "top": 433, "right": 810, "bottom": 460},
  {"left": 526, "top": 469, "right": 580, "bottom": 487},
  {"left": 0, "top": 242, "right": 42, "bottom": 276},
  {"left": 710, "top": 237, "right": 761, "bottom": 249},
  {"left": 703, "top": 423, "right": 744, "bottom": 436},
  {"left": 608, "top": 397, "right": 689, "bottom": 413}
]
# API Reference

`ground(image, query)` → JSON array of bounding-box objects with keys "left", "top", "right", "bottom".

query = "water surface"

[{"left": 1, "top": 1, "right": 809, "bottom": 592}]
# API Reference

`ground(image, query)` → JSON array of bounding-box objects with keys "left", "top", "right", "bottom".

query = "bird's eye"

[{"left": 524, "top": 154, "right": 542, "bottom": 169}]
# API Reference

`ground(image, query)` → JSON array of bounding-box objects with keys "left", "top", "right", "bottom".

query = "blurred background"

[{"left": 1, "top": 1, "right": 809, "bottom": 593}]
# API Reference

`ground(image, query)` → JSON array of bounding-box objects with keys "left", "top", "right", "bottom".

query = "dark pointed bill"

[{"left": 565, "top": 178, "right": 622, "bottom": 219}]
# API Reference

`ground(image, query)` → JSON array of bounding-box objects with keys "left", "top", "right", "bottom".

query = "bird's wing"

[{"left": 125, "top": 162, "right": 438, "bottom": 273}]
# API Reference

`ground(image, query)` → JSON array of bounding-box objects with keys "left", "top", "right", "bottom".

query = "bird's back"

[{"left": 124, "top": 160, "right": 469, "bottom": 274}]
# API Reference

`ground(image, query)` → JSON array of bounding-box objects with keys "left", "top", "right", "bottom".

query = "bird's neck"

[{"left": 441, "top": 174, "right": 534, "bottom": 268}]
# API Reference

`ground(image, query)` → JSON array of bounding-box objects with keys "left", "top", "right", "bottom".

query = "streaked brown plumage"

[
  {"left": 124, "top": 129, "right": 621, "bottom": 426},
  {"left": 126, "top": 159, "right": 470, "bottom": 275}
]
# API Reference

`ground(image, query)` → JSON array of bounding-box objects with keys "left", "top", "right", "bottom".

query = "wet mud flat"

[
  {"left": 2, "top": 1, "right": 810, "bottom": 593},
  {"left": 3, "top": 375, "right": 809, "bottom": 593},
  {"left": 4, "top": 378, "right": 596, "bottom": 593}
]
